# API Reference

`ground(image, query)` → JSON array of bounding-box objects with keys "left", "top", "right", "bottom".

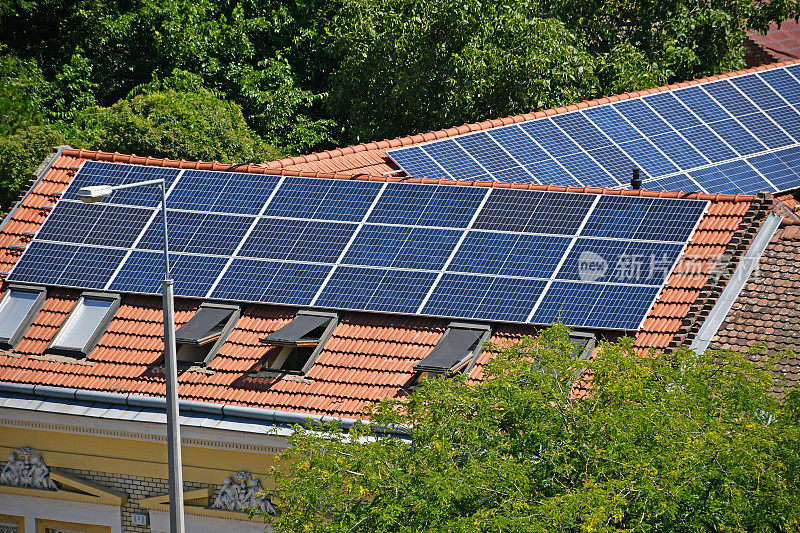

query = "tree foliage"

[
  {"left": 327, "top": 1, "right": 598, "bottom": 143},
  {"left": 0, "top": 50, "right": 51, "bottom": 136},
  {"left": 2, "top": 0, "right": 800, "bottom": 208},
  {"left": 0, "top": 125, "right": 66, "bottom": 211},
  {"left": 71, "top": 71, "right": 280, "bottom": 163},
  {"left": 262, "top": 325, "right": 800, "bottom": 531}
]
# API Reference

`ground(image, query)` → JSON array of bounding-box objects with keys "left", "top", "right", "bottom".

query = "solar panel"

[
  {"left": 387, "top": 64, "right": 800, "bottom": 194},
  {"left": 447, "top": 232, "right": 570, "bottom": 278},
  {"left": 10, "top": 242, "right": 126, "bottom": 289},
  {"left": 167, "top": 170, "right": 281, "bottom": 214},
  {"left": 211, "top": 259, "right": 332, "bottom": 305},
  {"left": 262, "top": 177, "right": 383, "bottom": 222},
  {"left": 9, "top": 162, "right": 709, "bottom": 330},
  {"left": 137, "top": 211, "right": 254, "bottom": 256},
  {"left": 109, "top": 250, "right": 229, "bottom": 297},
  {"left": 63, "top": 162, "right": 181, "bottom": 207},
  {"left": 314, "top": 267, "right": 439, "bottom": 315},
  {"left": 341, "top": 225, "right": 462, "bottom": 270}
]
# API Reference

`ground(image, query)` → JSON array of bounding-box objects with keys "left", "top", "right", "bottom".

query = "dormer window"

[
  {"left": 259, "top": 310, "right": 338, "bottom": 375},
  {"left": 174, "top": 303, "right": 240, "bottom": 365},
  {"left": 0, "top": 284, "right": 46, "bottom": 349},
  {"left": 49, "top": 292, "right": 120, "bottom": 356},
  {"left": 413, "top": 322, "right": 492, "bottom": 381}
]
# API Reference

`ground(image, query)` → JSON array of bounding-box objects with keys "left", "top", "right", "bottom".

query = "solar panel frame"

[
  {"left": 9, "top": 163, "right": 710, "bottom": 331},
  {"left": 9, "top": 242, "right": 128, "bottom": 290},
  {"left": 61, "top": 161, "right": 181, "bottom": 208},
  {"left": 385, "top": 64, "right": 800, "bottom": 197}
]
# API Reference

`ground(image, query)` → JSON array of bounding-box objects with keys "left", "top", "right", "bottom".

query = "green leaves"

[
  {"left": 72, "top": 77, "right": 280, "bottom": 163},
  {"left": 326, "top": 0, "right": 598, "bottom": 143},
  {"left": 262, "top": 326, "right": 800, "bottom": 532}
]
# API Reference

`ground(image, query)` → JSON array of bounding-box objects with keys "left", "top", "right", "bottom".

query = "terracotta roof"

[
  {"left": 0, "top": 148, "right": 773, "bottom": 418},
  {"left": 747, "top": 19, "right": 800, "bottom": 64},
  {"left": 710, "top": 218, "right": 800, "bottom": 394},
  {"left": 260, "top": 58, "right": 800, "bottom": 179},
  {"left": 776, "top": 190, "right": 800, "bottom": 216}
]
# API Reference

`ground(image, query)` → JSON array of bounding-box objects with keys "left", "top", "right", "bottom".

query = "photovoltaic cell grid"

[
  {"left": 387, "top": 63, "right": 800, "bottom": 195},
  {"left": 8, "top": 162, "right": 709, "bottom": 330}
]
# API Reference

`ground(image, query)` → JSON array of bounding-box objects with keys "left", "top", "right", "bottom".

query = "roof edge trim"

[
  {"left": 0, "top": 145, "right": 69, "bottom": 235},
  {"left": 0, "top": 381, "right": 410, "bottom": 436},
  {"left": 690, "top": 213, "right": 783, "bottom": 354}
]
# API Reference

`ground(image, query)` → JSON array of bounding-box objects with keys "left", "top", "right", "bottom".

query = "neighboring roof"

[
  {"left": 710, "top": 218, "right": 800, "bottom": 393},
  {"left": 0, "top": 148, "right": 773, "bottom": 418},
  {"left": 261, "top": 58, "right": 800, "bottom": 181},
  {"left": 747, "top": 19, "right": 800, "bottom": 64}
]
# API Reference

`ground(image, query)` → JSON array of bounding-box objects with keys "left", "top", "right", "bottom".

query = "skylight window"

[
  {"left": 413, "top": 322, "right": 492, "bottom": 381},
  {"left": 50, "top": 292, "right": 120, "bottom": 356},
  {"left": 174, "top": 303, "right": 240, "bottom": 365},
  {"left": 0, "top": 285, "right": 46, "bottom": 349},
  {"left": 259, "top": 310, "right": 338, "bottom": 374}
]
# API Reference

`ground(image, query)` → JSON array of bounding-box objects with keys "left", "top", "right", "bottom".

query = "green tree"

[
  {"left": 0, "top": 0, "right": 332, "bottom": 153},
  {"left": 0, "top": 125, "right": 66, "bottom": 211},
  {"left": 0, "top": 50, "right": 63, "bottom": 211},
  {"left": 550, "top": 0, "right": 782, "bottom": 82},
  {"left": 327, "top": 1, "right": 598, "bottom": 144},
  {"left": 72, "top": 72, "right": 280, "bottom": 163},
  {"left": 325, "top": 0, "right": 800, "bottom": 143},
  {"left": 0, "top": 50, "right": 52, "bottom": 136},
  {"left": 262, "top": 325, "right": 800, "bottom": 531},
  {"left": 0, "top": 67, "right": 281, "bottom": 212}
]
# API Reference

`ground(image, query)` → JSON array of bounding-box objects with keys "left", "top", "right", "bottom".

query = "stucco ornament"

[
  {"left": 0, "top": 447, "right": 59, "bottom": 490},
  {"left": 211, "top": 470, "right": 275, "bottom": 514}
]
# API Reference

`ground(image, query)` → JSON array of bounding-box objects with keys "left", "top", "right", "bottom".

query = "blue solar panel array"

[
  {"left": 387, "top": 64, "right": 800, "bottom": 195},
  {"left": 8, "top": 162, "right": 709, "bottom": 330}
]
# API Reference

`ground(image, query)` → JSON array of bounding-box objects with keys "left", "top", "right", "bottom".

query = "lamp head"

[{"left": 77, "top": 185, "right": 114, "bottom": 203}]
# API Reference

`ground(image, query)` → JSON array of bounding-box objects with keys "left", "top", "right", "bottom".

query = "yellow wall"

[{"left": 0, "top": 426, "right": 278, "bottom": 488}]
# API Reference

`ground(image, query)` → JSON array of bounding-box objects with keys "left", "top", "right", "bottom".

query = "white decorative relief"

[
  {"left": 0, "top": 447, "right": 59, "bottom": 490},
  {"left": 211, "top": 470, "right": 275, "bottom": 514}
]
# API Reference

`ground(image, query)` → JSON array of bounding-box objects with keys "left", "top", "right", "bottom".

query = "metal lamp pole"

[{"left": 78, "top": 179, "right": 185, "bottom": 533}]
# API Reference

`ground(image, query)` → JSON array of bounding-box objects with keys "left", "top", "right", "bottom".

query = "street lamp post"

[{"left": 78, "top": 180, "right": 185, "bottom": 533}]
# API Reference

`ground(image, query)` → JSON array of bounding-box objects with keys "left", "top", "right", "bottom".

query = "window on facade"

[
  {"left": 49, "top": 293, "right": 120, "bottom": 356},
  {"left": 259, "top": 310, "right": 338, "bottom": 374},
  {"left": 174, "top": 303, "right": 240, "bottom": 365},
  {"left": 413, "top": 322, "right": 492, "bottom": 382},
  {"left": 0, "top": 513, "right": 23, "bottom": 533},
  {"left": 0, "top": 285, "right": 46, "bottom": 349}
]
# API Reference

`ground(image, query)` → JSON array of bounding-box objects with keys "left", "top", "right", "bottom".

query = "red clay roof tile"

[{"left": 747, "top": 20, "right": 800, "bottom": 63}]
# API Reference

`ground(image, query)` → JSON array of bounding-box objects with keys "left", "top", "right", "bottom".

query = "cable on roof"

[
  {"left": 349, "top": 173, "right": 370, "bottom": 180},
  {"left": 225, "top": 162, "right": 263, "bottom": 173}
]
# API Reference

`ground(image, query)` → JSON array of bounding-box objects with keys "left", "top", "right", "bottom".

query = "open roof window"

[
  {"left": 174, "top": 303, "right": 240, "bottom": 366},
  {"left": 0, "top": 284, "right": 47, "bottom": 349},
  {"left": 413, "top": 322, "right": 492, "bottom": 381},
  {"left": 258, "top": 310, "right": 338, "bottom": 375},
  {"left": 49, "top": 292, "right": 120, "bottom": 356}
]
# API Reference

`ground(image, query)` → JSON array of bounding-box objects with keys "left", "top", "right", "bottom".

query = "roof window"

[
  {"left": 258, "top": 310, "right": 338, "bottom": 375},
  {"left": 174, "top": 303, "right": 240, "bottom": 366},
  {"left": 49, "top": 292, "right": 120, "bottom": 356},
  {"left": 0, "top": 285, "right": 46, "bottom": 349},
  {"left": 414, "top": 322, "right": 492, "bottom": 381}
]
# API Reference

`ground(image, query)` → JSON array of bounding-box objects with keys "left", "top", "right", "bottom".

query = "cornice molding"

[{"left": 0, "top": 415, "right": 285, "bottom": 455}]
